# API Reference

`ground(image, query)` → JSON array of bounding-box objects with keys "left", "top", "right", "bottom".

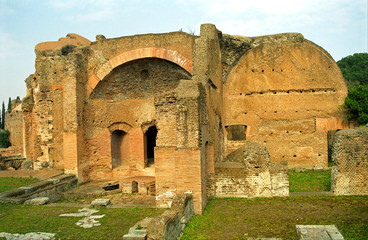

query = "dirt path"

[{"left": 61, "top": 180, "right": 156, "bottom": 208}]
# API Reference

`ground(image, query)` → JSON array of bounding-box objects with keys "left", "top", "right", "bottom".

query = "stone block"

[
  {"left": 91, "top": 198, "right": 111, "bottom": 207},
  {"left": 123, "top": 230, "right": 147, "bottom": 240},
  {"left": 25, "top": 197, "right": 49, "bottom": 205},
  {"left": 296, "top": 225, "right": 344, "bottom": 240},
  {"left": 313, "top": 166, "right": 324, "bottom": 172},
  {"left": 19, "top": 186, "right": 34, "bottom": 194}
]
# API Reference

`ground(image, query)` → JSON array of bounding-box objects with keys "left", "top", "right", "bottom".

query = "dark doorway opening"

[
  {"left": 111, "top": 130, "right": 127, "bottom": 168},
  {"left": 132, "top": 181, "right": 138, "bottom": 194},
  {"left": 225, "top": 125, "right": 247, "bottom": 141},
  {"left": 145, "top": 126, "right": 157, "bottom": 167}
]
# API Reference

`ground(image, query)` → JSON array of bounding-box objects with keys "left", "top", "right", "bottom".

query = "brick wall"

[
  {"left": 155, "top": 147, "right": 204, "bottom": 214},
  {"left": 331, "top": 127, "right": 368, "bottom": 195},
  {"left": 207, "top": 142, "right": 289, "bottom": 198}
]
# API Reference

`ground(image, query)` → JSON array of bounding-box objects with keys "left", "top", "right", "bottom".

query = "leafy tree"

[
  {"left": 337, "top": 53, "right": 368, "bottom": 86},
  {"left": 1, "top": 102, "right": 4, "bottom": 129},
  {"left": 7, "top": 97, "right": 11, "bottom": 112},
  {"left": 0, "top": 108, "right": 2, "bottom": 130},
  {"left": 344, "top": 85, "right": 368, "bottom": 125},
  {"left": 0, "top": 129, "right": 10, "bottom": 148}
]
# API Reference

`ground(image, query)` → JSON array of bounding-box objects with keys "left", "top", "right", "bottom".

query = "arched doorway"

[
  {"left": 145, "top": 126, "right": 157, "bottom": 167},
  {"left": 111, "top": 130, "right": 128, "bottom": 168}
]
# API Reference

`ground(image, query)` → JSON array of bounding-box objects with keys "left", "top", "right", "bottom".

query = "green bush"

[
  {"left": 344, "top": 85, "right": 368, "bottom": 125},
  {"left": 0, "top": 129, "right": 10, "bottom": 148}
]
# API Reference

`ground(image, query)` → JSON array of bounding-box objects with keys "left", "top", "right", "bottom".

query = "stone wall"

[
  {"left": 331, "top": 127, "right": 368, "bottom": 195},
  {"left": 207, "top": 142, "right": 289, "bottom": 198},
  {"left": 82, "top": 58, "right": 191, "bottom": 181},
  {"left": 193, "top": 24, "right": 225, "bottom": 212},
  {"left": 147, "top": 194, "right": 194, "bottom": 240},
  {"left": 154, "top": 80, "right": 204, "bottom": 213},
  {"left": 222, "top": 34, "right": 348, "bottom": 169},
  {"left": 5, "top": 107, "right": 23, "bottom": 149},
  {"left": 19, "top": 23, "right": 348, "bottom": 214}
]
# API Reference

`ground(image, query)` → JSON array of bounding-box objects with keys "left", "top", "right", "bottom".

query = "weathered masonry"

[
  {"left": 331, "top": 127, "right": 368, "bottom": 195},
  {"left": 15, "top": 24, "right": 348, "bottom": 213}
]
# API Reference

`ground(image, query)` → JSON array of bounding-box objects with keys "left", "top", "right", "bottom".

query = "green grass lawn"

[
  {"left": 0, "top": 177, "right": 40, "bottom": 193},
  {"left": 181, "top": 196, "right": 368, "bottom": 240},
  {"left": 0, "top": 203, "right": 165, "bottom": 240},
  {"left": 289, "top": 169, "right": 331, "bottom": 192}
]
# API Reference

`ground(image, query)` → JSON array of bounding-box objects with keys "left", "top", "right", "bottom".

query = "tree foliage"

[
  {"left": 337, "top": 53, "right": 368, "bottom": 86},
  {"left": 344, "top": 85, "right": 368, "bottom": 125},
  {"left": 338, "top": 53, "right": 368, "bottom": 125},
  {"left": 7, "top": 97, "right": 11, "bottom": 112},
  {"left": 1, "top": 102, "right": 4, "bottom": 129},
  {"left": 0, "top": 129, "right": 10, "bottom": 148}
]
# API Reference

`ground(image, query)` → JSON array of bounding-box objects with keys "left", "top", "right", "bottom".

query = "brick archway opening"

[
  {"left": 144, "top": 126, "right": 157, "bottom": 167},
  {"left": 111, "top": 130, "right": 129, "bottom": 168}
]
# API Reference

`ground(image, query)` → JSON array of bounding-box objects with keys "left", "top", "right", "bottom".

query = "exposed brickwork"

[
  {"left": 16, "top": 23, "right": 350, "bottom": 214},
  {"left": 88, "top": 47, "right": 193, "bottom": 97},
  {"left": 223, "top": 34, "right": 348, "bottom": 169},
  {"left": 207, "top": 142, "right": 289, "bottom": 198},
  {"left": 109, "top": 48, "right": 193, "bottom": 73},
  {"left": 331, "top": 128, "right": 368, "bottom": 195}
]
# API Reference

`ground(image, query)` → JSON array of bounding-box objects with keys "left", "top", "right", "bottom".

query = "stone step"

[
  {"left": 123, "top": 227, "right": 147, "bottom": 240},
  {"left": 0, "top": 174, "right": 77, "bottom": 204}
]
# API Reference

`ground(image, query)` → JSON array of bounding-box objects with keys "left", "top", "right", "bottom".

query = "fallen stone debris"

[
  {"left": 0, "top": 232, "right": 56, "bottom": 240},
  {"left": 59, "top": 207, "right": 105, "bottom": 228}
]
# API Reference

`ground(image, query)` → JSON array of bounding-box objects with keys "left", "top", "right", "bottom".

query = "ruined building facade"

[{"left": 16, "top": 24, "right": 348, "bottom": 213}]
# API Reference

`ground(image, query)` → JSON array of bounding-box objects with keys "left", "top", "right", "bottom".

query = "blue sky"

[{"left": 0, "top": 0, "right": 367, "bottom": 107}]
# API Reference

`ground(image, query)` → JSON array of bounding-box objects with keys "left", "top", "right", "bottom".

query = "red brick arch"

[{"left": 87, "top": 47, "right": 193, "bottom": 96}]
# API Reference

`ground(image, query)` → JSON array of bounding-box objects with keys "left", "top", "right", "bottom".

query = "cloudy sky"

[{"left": 0, "top": 0, "right": 367, "bottom": 107}]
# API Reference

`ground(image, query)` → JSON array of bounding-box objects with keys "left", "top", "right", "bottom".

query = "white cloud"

[
  {"left": 48, "top": 0, "right": 122, "bottom": 22},
  {"left": 185, "top": 0, "right": 366, "bottom": 38}
]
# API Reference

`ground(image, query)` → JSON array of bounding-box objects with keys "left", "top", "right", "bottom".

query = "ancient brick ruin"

[
  {"left": 6, "top": 24, "right": 350, "bottom": 213},
  {"left": 207, "top": 142, "right": 289, "bottom": 198},
  {"left": 331, "top": 127, "right": 368, "bottom": 195}
]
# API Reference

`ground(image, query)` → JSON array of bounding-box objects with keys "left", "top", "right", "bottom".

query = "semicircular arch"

[
  {"left": 224, "top": 40, "right": 347, "bottom": 95},
  {"left": 87, "top": 47, "right": 193, "bottom": 97}
]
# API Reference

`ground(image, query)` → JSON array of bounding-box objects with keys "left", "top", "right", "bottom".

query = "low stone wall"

[
  {"left": 207, "top": 142, "right": 289, "bottom": 198},
  {"left": 147, "top": 193, "right": 194, "bottom": 240},
  {"left": 123, "top": 194, "right": 194, "bottom": 240},
  {"left": 0, "top": 174, "right": 77, "bottom": 204},
  {"left": 0, "top": 146, "right": 23, "bottom": 156},
  {"left": 331, "top": 127, "right": 368, "bottom": 195},
  {"left": 0, "top": 154, "right": 26, "bottom": 170}
]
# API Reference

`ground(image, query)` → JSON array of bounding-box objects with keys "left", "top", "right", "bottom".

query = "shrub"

[
  {"left": 344, "top": 85, "right": 368, "bottom": 125},
  {"left": 61, "top": 44, "right": 76, "bottom": 56}
]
